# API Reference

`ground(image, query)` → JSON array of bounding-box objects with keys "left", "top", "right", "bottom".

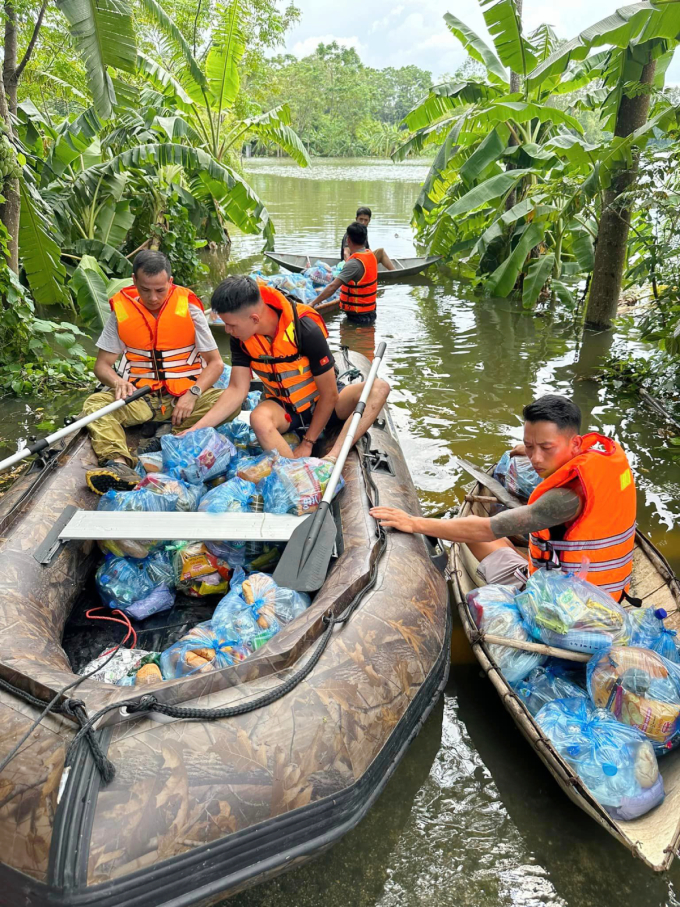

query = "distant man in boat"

[
  {"left": 314, "top": 221, "right": 379, "bottom": 325},
  {"left": 83, "top": 250, "right": 226, "bottom": 495},
  {"left": 340, "top": 206, "right": 396, "bottom": 271},
  {"left": 371, "top": 395, "right": 637, "bottom": 600},
  {"left": 186, "top": 275, "right": 391, "bottom": 461}
]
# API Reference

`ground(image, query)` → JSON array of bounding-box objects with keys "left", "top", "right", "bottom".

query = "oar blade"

[{"left": 273, "top": 508, "right": 337, "bottom": 592}]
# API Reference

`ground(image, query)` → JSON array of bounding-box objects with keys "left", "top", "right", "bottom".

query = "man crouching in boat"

[
  {"left": 186, "top": 275, "right": 391, "bottom": 462},
  {"left": 83, "top": 251, "right": 226, "bottom": 495},
  {"left": 371, "top": 395, "right": 637, "bottom": 601}
]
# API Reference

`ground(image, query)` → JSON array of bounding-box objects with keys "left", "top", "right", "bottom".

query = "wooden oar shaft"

[
  {"left": 465, "top": 494, "right": 499, "bottom": 504},
  {"left": 482, "top": 634, "right": 590, "bottom": 663}
]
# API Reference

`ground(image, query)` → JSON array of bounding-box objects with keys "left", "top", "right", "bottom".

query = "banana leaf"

[
  {"left": 522, "top": 253, "right": 555, "bottom": 307},
  {"left": 70, "top": 255, "right": 110, "bottom": 328},
  {"left": 444, "top": 13, "right": 507, "bottom": 84}
]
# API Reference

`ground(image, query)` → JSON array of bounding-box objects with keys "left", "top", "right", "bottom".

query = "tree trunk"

[
  {"left": 505, "top": 0, "right": 522, "bottom": 211},
  {"left": 585, "top": 59, "right": 657, "bottom": 328},
  {"left": 0, "top": 0, "right": 18, "bottom": 270}
]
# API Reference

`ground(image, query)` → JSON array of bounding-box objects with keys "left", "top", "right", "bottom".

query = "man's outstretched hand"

[{"left": 369, "top": 506, "right": 417, "bottom": 534}]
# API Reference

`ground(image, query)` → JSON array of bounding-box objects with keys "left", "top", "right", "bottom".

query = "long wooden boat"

[
  {"left": 207, "top": 294, "right": 340, "bottom": 329},
  {"left": 0, "top": 351, "right": 449, "bottom": 906},
  {"left": 264, "top": 252, "right": 441, "bottom": 281},
  {"left": 449, "top": 471, "right": 680, "bottom": 872}
]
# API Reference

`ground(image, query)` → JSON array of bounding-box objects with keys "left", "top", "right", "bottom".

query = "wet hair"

[
  {"left": 211, "top": 275, "right": 261, "bottom": 314},
  {"left": 523, "top": 394, "right": 582, "bottom": 433},
  {"left": 346, "top": 221, "right": 368, "bottom": 246},
  {"left": 133, "top": 250, "right": 171, "bottom": 278},
  {"left": 356, "top": 206, "right": 372, "bottom": 219}
]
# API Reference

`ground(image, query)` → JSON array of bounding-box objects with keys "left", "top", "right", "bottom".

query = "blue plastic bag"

[
  {"left": 98, "top": 486, "right": 178, "bottom": 514},
  {"left": 160, "top": 621, "right": 250, "bottom": 678},
  {"left": 493, "top": 451, "right": 511, "bottom": 485},
  {"left": 212, "top": 569, "right": 311, "bottom": 651},
  {"left": 96, "top": 548, "right": 175, "bottom": 620},
  {"left": 506, "top": 455, "right": 541, "bottom": 500},
  {"left": 303, "top": 260, "right": 334, "bottom": 286},
  {"left": 468, "top": 584, "right": 545, "bottom": 684},
  {"left": 161, "top": 427, "right": 236, "bottom": 484},
  {"left": 629, "top": 607, "right": 679, "bottom": 663},
  {"left": 515, "top": 567, "right": 631, "bottom": 654},
  {"left": 197, "top": 477, "right": 258, "bottom": 568},
  {"left": 218, "top": 419, "right": 253, "bottom": 451},
  {"left": 260, "top": 455, "right": 344, "bottom": 516},
  {"left": 214, "top": 363, "right": 232, "bottom": 389},
  {"left": 135, "top": 472, "right": 205, "bottom": 512},
  {"left": 514, "top": 665, "right": 588, "bottom": 717},
  {"left": 536, "top": 697, "right": 665, "bottom": 820},
  {"left": 242, "top": 390, "right": 262, "bottom": 411}
]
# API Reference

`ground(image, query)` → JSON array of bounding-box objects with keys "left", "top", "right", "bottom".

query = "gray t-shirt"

[
  {"left": 338, "top": 257, "right": 365, "bottom": 286},
  {"left": 96, "top": 306, "right": 218, "bottom": 355}
]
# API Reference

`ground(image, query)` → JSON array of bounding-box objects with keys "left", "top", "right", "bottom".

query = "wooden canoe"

[
  {"left": 206, "top": 294, "right": 340, "bottom": 330},
  {"left": 264, "top": 252, "right": 441, "bottom": 281},
  {"left": 449, "top": 471, "right": 680, "bottom": 872},
  {"left": 0, "top": 351, "right": 450, "bottom": 906}
]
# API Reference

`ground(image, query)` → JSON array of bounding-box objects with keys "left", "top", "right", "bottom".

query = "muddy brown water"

[{"left": 0, "top": 157, "right": 679, "bottom": 905}]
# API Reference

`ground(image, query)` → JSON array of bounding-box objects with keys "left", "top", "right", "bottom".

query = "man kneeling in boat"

[
  {"left": 314, "top": 221, "right": 379, "bottom": 325},
  {"left": 84, "top": 251, "right": 226, "bottom": 495},
  {"left": 186, "top": 275, "right": 391, "bottom": 461},
  {"left": 371, "top": 395, "right": 637, "bottom": 600}
]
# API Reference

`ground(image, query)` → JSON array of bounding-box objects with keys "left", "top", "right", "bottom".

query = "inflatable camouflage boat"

[{"left": 0, "top": 351, "right": 449, "bottom": 906}]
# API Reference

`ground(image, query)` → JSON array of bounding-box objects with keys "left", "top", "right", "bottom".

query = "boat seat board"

[{"left": 59, "top": 510, "right": 308, "bottom": 542}]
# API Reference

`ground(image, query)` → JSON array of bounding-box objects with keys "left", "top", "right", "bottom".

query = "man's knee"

[
  {"left": 250, "top": 405, "right": 276, "bottom": 434},
  {"left": 373, "top": 377, "right": 391, "bottom": 400},
  {"left": 82, "top": 390, "right": 115, "bottom": 416}
]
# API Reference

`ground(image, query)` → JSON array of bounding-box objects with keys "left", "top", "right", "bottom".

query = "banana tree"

[{"left": 397, "top": 1, "right": 680, "bottom": 309}]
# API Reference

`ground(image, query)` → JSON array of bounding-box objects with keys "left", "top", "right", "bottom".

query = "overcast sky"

[{"left": 283, "top": 0, "right": 680, "bottom": 83}]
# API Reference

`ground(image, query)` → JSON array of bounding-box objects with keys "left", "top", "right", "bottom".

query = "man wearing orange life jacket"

[
  {"left": 83, "top": 251, "right": 225, "bottom": 495},
  {"left": 313, "top": 221, "right": 379, "bottom": 325},
  {"left": 186, "top": 275, "right": 391, "bottom": 462},
  {"left": 370, "top": 395, "right": 638, "bottom": 602}
]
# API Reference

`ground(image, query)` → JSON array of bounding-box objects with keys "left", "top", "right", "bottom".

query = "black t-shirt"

[
  {"left": 230, "top": 310, "right": 335, "bottom": 376},
  {"left": 340, "top": 232, "right": 369, "bottom": 261}
]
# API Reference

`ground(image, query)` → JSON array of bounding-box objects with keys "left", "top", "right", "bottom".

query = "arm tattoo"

[{"left": 489, "top": 488, "right": 582, "bottom": 539}]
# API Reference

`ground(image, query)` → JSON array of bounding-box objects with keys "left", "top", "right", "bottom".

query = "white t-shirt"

[{"left": 96, "top": 307, "right": 218, "bottom": 355}]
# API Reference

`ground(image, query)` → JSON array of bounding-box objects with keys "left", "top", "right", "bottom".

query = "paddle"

[
  {"left": 273, "top": 342, "right": 387, "bottom": 593},
  {"left": 454, "top": 456, "right": 522, "bottom": 510},
  {"left": 0, "top": 385, "right": 153, "bottom": 474}
]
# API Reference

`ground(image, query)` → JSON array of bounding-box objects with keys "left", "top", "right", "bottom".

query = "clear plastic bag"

[
  {"left": 236, "top": 451, "right": 276, "bottom": 484},
  {"left": 137, "top": 451, "right": 164, "bottom": 474},
  {"left": 79, "top": 647, "right": 151, "bottom": 684},
  {"left": 536, "top": 697, "right": 665, "bottom": 820},
  {"left": 218, "top": 419, "right": 254, "bottom": 452},
  {"left": 136, "top": 472, "right": 205, "bottom": 512},
  {"left": 588, "top": 645, "right": 680, "bottom": 752},
  {"left": 493, "top": 451, "right": 511, "bottom": 485},
  {"left": 303, "top": 260, "right": 334, "bottom": 286},
  {"left": 172, "top": 542, "right": 232, "bottom": 597},
  {"left": 514, "top": 664, "right": 588, "bottom": 717},
  {"left": 243, "top": 390, "right": 262, "bottom": 411},
  {"left": 506, "top": 455, "right": 541, "bottom": 500},
  {"left": 629, "top": 607, "right": 680, "bottom": 664},
  {"left": 198, "top": 476, "right": 257, "bottom": 513},
  {"left": 468, "top": 584, "right": 545, "bottom": 684},
  {"left": 515, "top": 567, "right": 632, "bottom": 654},
  {"left": 96, "top": 548, "right": 176, "bottom": 619},
  {"left": 214, "top": 363, "right": 232, "bottom": 389},
  {"left": 161, "top": 427, "right": 236, "bottom": 485},
  {"left": 98, "top": 485, "right": 178, "bottom": 513},
  {"left": 260, "top": 455, "right": 344, "bottom": 516},
  {"left": 212, "top": 569, "right": 311, "bottom": 651},
  {"left": 160, "top": 622, "right": 251, "bottom": 679}
]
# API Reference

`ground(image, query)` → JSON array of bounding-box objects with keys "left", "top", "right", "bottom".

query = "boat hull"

[
  {"left": 0, "top": 353, "right": 450, "bottom": 905},
  {"left": 264, "top": 252, "right": 441, "bottom": 282}
]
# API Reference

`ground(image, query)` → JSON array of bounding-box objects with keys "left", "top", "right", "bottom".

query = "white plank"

[{"left": 59, "top": 510, "right": 307, "bottom": 542}]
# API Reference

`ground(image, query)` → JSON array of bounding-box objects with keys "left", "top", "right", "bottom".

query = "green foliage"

[{"left": 151, "top": 193, "right": 207, "bottom": 290}]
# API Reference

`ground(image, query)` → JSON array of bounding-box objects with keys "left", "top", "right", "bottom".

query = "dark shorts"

[
  {"left": 345, "top": 311, "right": 376, "bottom": 325},
  {"left": 271, "top": 380, "right": 347, "bottom": 434}
]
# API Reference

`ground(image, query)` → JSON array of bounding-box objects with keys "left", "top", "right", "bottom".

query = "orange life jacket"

[
  {"left": 340, "top": 249, "right": 378, "bottom": 315},
  {"left": 111, "top": 285, "right": 206, "bottom": 397},
  {"left": 240, "top": 285, "right": 329, "bottom": 414},
  {"left": 527, "top": 433, "right": 637, "bottom": 599}
]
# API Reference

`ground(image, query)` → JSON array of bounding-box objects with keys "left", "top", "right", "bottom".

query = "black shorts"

[
  {"left": 271, "top": 380, "right": 346, "bottom": 434},
  {"left": 345, "top": 311, "right": 376, "bottom": 325}
]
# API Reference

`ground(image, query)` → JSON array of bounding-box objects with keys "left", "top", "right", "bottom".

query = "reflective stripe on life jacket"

[
  {"left": 527, "top": 433, "right": 637, "bottom": 599},
  {"left": 241, "top": 285, "right": 329, "bottom": 414},
  {"left": 340, "top": 249, "right": 378, "bottom": 314},
  {"left": 111, "top": 285, "right": 206, "bottom": 397}
]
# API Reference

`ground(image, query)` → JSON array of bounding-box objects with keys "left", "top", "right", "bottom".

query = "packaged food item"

[
  {"left": 260, "top": 455, "right": 343, "bottom": 516},
  {"left": 218, "top": 419, "right": 254, "bottom": 451},
  {"left": 172, "top": 542, "right": 232, "bottom": 597},
  {"left": 135, "top": 662, "right": 163, "bottom": 685},
  {"left": 197, "top": 477, "right": 257, "bottom": 513},
  {"left": 468, "top": 584, "right": 545, "bottom": 684},
  {"left": 303, "top": 260, "right": 334, "bottom": 286},
  {"left": 79, "top": 647, "right": 151, "bottom": 684},
  {"left": 96, "top": 549, "right": 176, "bottom": 620},
  {"left": 137, "top": 451, "right": 164, "bottom": 473},
  {"left": 588, "top": 645, "right": 680, "bottom": 752},
  {"left": 98, "top": 538, "right": 159, "bottom": 560},
  {"left": 161, "top": 428, "right": 236, "bottom": 485},
  {"left": 536, "top": 697, "right": 665, "bottom": 820},
  {"left": 136, "top": 472, "right": 205, "bottom": 512},
  {"left": 514, "top": 664, "right": 588, "bottom": 717},
  {"left": 629, "top": 607, "right": 679, "bottom": 664},
  {"left": 236, "top": 451, "right": 276, "bottom": 484},
  {"left": 515, "top": 567, "right": 631, "bottom": 654},
  {"left": 160, "top": 622, "right": 250, "bottom": 678},
  {"left": 98, "top": 485, "right": 179, "bottom": 513},
  {"left": 212, "top": 569, "right": 311, "bottom": 651}
]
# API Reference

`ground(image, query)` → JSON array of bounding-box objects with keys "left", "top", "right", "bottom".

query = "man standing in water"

[
  {"left": 314, "top": 222, "right": 378, "bottom": 325},
  {"left": 83, "top": 251, "right": 226, "bottom": 494},
  {"left": 340, "top": 206, "right": 396, "bottom": 270},
  {"left": 371, "top": 395, "right": 637, "bottom": 600}
]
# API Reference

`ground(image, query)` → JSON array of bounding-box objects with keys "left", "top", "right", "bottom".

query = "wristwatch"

[{"left": 189, "top": 385, "right": 203, "bottom": 398}]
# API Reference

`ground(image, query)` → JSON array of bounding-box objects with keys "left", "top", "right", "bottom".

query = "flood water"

[{"left": 216, "top": 158, "right": 680, "bottom": 907}]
